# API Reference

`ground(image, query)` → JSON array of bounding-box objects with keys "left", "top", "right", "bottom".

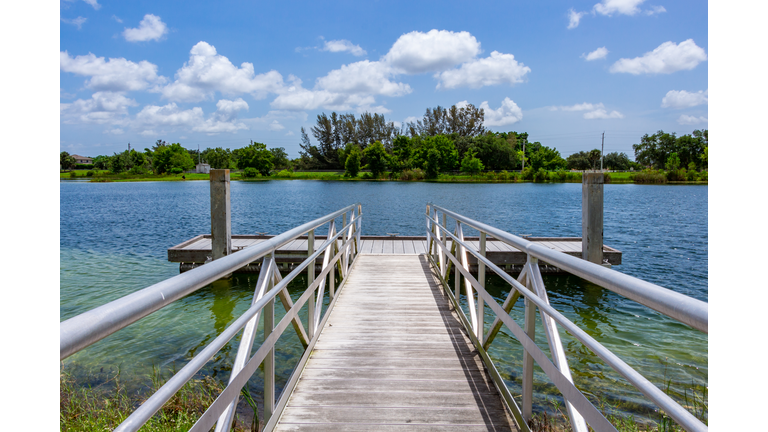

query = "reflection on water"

[{"left": 60, "top": 181, "right": 707, "bottom": 425}]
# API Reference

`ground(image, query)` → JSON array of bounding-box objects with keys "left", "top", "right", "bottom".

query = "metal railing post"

[
  {"left": 454, "top": 222, "right": 461, "bottom": 301},
  {"left": 264, "top": 281, "right": 275, "bottom": 423},
  {"left": 522, "top": 277, "right": 536, "bottom": 423},
  {"left": 477, "top": 232, "right": 486, "bottom": 340},
  {"left": 307, "top": 229, "right": 315, "bottom": 339}
]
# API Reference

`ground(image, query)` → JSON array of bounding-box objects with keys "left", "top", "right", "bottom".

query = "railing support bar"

[
  {"left": 307, "top": 229, "right": 315, "bottom": 339},
  {"left": 522, "top": 292, "right": 536, "bottom": 423},
  {"left": 528, "top": 257, "right": 588, "bottom": 432}
]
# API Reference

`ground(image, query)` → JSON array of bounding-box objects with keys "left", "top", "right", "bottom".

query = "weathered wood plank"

[
  {"left": 276, "top": 254, "right": 518, "bottom": 431},
  {"left": 277, "top": 406, "right": 514, "bottom": 427}
]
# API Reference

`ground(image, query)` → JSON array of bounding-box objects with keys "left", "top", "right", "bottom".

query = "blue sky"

[{"left": 59, "top": 0, "right": 708, "bottom": 159}]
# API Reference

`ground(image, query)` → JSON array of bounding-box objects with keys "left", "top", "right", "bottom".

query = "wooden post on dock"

[
  {"left": 210, "top": 169, "right": 231, "bottom": 260},
  {"left": 582, "top": 172, "right": 603, "bottom": 264}
]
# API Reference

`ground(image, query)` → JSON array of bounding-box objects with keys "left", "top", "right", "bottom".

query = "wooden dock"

[
  {"left": 274, "top": 254, "right": 519, "bottom": 431},
  {"left": 168, "top": 235, "right": 621, "bottom": 274}
]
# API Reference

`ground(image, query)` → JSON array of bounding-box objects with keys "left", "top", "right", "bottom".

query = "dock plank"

[{"left": 276, "top": 254, "right": 518, "bottom": 431}]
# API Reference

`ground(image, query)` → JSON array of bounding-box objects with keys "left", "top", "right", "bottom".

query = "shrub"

[
  {"left": 361, "top": 172, "right": 374, "bottom": 180},
  {"left": 86, "top": 170, "right": 94, "bottom": 177},
  {"left": 633, "top": 169, "right": 667, "bottom": 183},
  {"left": 276, "top": 169, "right": 292, "bottom": 178},
  {"left": 551, "top": 169, "right": 568, "bottom": 182},
  {"left": 498, "top": 170, "right": 509, "bottom": 181},
  {"left": 69, "top": 171, "right": 77, "bottom": 178},
  {"left": 533, "top": 168, "right": 548, "bottom": 182},
  {"left": 242, "top": 167, "right": 259, "bottom": 178},
  {"left": 699, "top": 170, "right": 708, "bottom": 181},
  {"left": 521, "top": 166, "right": 535, "bottom": 181},
  {"left": 344, "top": 145, "right": 362, "bottom": 178},
  {"left": 170, "top": 167, "right": 183, "bottom": 175},
  {"left": 399, "top": 168, "right": 425, "bottom": 181},
  {"left": 686, "top": 169, "right": 699, "bottom": 181},
  {"left": 76, "top": 164, "right": 95, "bottom": 169},
  {"left": 604, "top": 173, "right": 612, "bottom": 183}
]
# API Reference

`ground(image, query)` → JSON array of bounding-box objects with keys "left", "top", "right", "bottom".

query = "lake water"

[{"left": 60, "top": 180, "right": 708, "bottom": 424}]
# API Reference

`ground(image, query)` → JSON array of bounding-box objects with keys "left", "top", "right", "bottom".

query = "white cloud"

[
  {"left": 584, "top": 109, "right": 624, "bottom": 119},
  {"left": 134, "top": 101, "right": 249, "bottom": 134},
  {"left": 161, "top": 42, "right": 286, "bottom": 102},
  {"left": 104, "top": 128, "right": 125, "bottom": 135},
  {"left": 140, "top": 129, "right": 159, "bottom": 137},
  {"left": 552, "top": 102, "right": 623, "bottom": 119},
  {"left": 646, "top": 5, "right": 666, "bottom": 15},
  {"left": 661, "top": 89, "right": 708, "bottom": 108},
  {"left": 61, "top": 16, "right": 87, "bottom": 30},
  {"left": 322, "top": 39, "right": 367, "bottom": 56},
  {"left": 60, "top": 91, "right": 137, "bottom": 125},
  {"left": 436, "top": 51, "right": 531, "bottom": 89},
  {"left": 677, "top": 115, "right": 707, "bottom": 125},
  {"left": 582, "top": 47, "right": 609, "bottom": 61},
  {"left": 568, "top": 9, "right": 587, "bottom": 29},
  {"left": 112, "top": 15, "right": 123, "bottom": 23},
  {"left": 270, "top": 61, "right": 406, "bottom": 111},
  {"left": 60, "top": 51, "right": 166, "bottom": 92},
  {"left": 383, "top": 30, "right": 480, "bottom": 74},
  {"left": 479, "top": 98, "right": 523, "bottom": 126},
  {"left": 593, "top": 0, "right": 645, "bottom": 16},
  {"left": 403, "top": 116, "right": 419, "bottom": 124},
  {"left": 82, "top": 0, "right": 100, "bottom": 10},
  {"left": 213, "top": 98, "right": 249, "bottom": 121},
  {"left": 610, "top": 39, "right": 707, "bottom": 74},
  {"left": 269, "top": 121, "right": 285, "bottom": 131},
  {"left": 355, "top": 105, "right": 391, "bottom": 114},
  {"left": 285, "top": 131, "right": 295, "bottom": 136},
  {"left": 316, "top": 60, "right": 411, "bottom": 97},
  {"left": 123, "top": 14, "right": 168, "bottom": 42}
]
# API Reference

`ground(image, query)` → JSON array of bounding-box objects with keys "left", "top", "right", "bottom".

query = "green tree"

[
  {"left": 269, "top": 147, "right": 290, "bottom": 170},
  {"left": 237, "top": 141, "right": 274, "bottom": 176},
  {"left": 152, "top": 143, "right": 194, "bottom": 174},
  {"left": 202, "top": 147, "right": 232, "bottom": 169},
  {"left": 92, "top": 155, "right": 109, "bottom": 170},
  {"left": 665, "top": 152, "right": 681, "bottom": 171},
  {"left": 60, "top": 152, "right": 76, "bottom": 170},
  {"left": 425, "top": 148, "right": 440, "bottom": 179},
  {"left": 344, "top": 144, "right": 361, "bottom": 178},
  {"left": 566, "top": 151, "right": 590, "bottom": 171},
  {"left": 602, "top": 152, "right": 631, "bottom": 171},
  {"left": 362, "top": 141, "right": 389, "bottom": 178},
  {"left": 460, "top": 150, "right": 484, "bottom": 177}
]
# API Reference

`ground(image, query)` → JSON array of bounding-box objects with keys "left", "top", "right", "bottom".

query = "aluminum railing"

[
  {"left": 425, "top": 203, "right": 708, "bottom": 432},
  {"left": 60, "top": 203, "right": 363, "bottom": 432}
]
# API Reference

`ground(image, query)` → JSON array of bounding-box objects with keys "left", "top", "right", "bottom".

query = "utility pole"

[
  {"left": 522, "top": 138, "right": 526, "bottom": 171},
  {"left": 600, "top": 132, "right": 604, "bottom": 172},
  {"left": 128, "top": 143, "right": 131, "bottom": 152}
]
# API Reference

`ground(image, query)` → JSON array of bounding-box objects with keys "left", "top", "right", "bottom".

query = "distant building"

[
  {"left": 71, "top": 154, "right": 93, "bottom": 165},
  {"left": 195, "top": 163, "right": 211, "bottom": 174}
]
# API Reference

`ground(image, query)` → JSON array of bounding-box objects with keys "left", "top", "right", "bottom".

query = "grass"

[
  {"left": 526, "top": 382, "right": 708, "bottom": 432},
  {"left": 60, "top": 368, "right": 258, "bottom": 431},
  {"left": 60, "top": 169, "right": 707, "bottom": 184}
]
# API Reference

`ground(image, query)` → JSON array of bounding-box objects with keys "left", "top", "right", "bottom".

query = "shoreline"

[{"left": 59, "top": 170, "right": 708, "bottom": 185}]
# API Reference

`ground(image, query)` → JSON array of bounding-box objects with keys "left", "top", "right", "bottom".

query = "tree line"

[{"left": 61, "top": 101, "right": 707, "bottom": 180}]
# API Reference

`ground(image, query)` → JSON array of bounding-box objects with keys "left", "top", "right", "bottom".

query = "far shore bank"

[{"left": 60, "top": 169, "right": 708, "bottom": 185}]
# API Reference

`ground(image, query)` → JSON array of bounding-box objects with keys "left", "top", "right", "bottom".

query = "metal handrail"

[
  {"left": 60, "top": 203, "right": 359, "bottom": 360},
  {"left": 60, "top": 204, "right": 363, "bottom": 432},
  {"left": 430, "top": 204, "right": 707, "bottom": 333},
  {"left": 425, "top": 204, "right": 707, "bottom": 432}
]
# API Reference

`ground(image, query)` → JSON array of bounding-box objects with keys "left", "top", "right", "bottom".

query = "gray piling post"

[
  {"left": 582, "top": 172, "right": 603, "bottom": 264},
  {"left": 210, "top": 169, "right": 232, "bottom": 261}
]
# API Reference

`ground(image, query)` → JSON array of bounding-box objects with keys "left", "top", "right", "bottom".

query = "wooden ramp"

[{"left": 274, "top": 254, "right": 519, "bottom": 431}]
